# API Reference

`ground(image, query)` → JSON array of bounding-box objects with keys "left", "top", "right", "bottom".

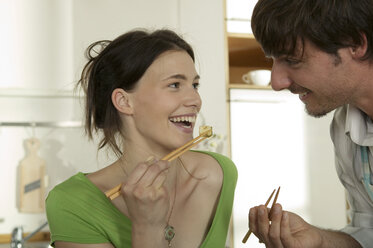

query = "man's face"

[{"left": 269, "top": 39, "right": 358, "bottom": 117}]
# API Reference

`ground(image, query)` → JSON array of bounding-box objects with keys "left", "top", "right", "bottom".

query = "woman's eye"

[
  {"left": 193, "top": 82, "right": 200, "bottom": 89},
  {"left": 169, "top": 82, "right": 180, "bottom": 88}
]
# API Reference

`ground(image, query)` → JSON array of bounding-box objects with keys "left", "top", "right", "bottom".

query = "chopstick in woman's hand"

[{"left": 105, "top": 126, "right": 213, "bottom": 200}]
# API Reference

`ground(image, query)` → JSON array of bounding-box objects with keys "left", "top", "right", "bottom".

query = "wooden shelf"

[
  {"left": 227, "top": 33, "right": 272, "bottom": 68},
  {"left": 227, "top": 33, "right": 257, "bottom": 52},
  {"left": 226, "top": 32, "right": 272, "bottom": 89},
  {"left": 228, "top": 84, "right": 272, "bottom": 90}
]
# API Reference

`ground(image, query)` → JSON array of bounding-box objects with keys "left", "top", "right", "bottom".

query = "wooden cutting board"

[{"left": 19, "top": 138, "right": 46, "bottom": 213}]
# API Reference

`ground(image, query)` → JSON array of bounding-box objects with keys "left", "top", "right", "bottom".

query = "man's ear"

[
  {"left": 111, "top": 88, "right": 134, "bottom": 115},
  {"left": 351, "top": 33, "right": 368, "bottom": 59}
]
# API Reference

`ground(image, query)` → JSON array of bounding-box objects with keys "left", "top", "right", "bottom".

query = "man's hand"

[
  {"left": 249, "top": 203, "right": 322, "bottom": 248},
  {"left": 249, "top": 203, "right": 362, "bottom": 248}
]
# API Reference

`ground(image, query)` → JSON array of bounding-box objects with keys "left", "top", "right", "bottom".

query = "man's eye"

[
  {"left": 193, "top": 82, "right": 200, "bottom": 89},
  {"left": 285, "top": 58, "right": 301, "bottom": 65},
  {"left": 169, "top": 82, "right": 180, "bottom": 88}
]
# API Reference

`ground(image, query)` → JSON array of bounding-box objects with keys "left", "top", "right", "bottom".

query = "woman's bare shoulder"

[
  {"left": 182, "top": 151, "right": 223, "bottom": 188},
  {"left": 86, "top": 161, "right": 124, "bottom": 193}
]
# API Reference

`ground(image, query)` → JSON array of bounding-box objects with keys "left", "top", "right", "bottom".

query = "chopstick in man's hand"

[{"left": 242, "top": 186, "right": 281, "bottom": 243}]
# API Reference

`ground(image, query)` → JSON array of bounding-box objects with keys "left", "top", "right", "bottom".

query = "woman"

[{"left": 46, "top": 28, "right": 237, "bottom": 248}]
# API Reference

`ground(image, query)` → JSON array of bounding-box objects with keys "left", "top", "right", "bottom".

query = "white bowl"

[{"left": 242, "top": 69, "right": 271, "bottom": 86}]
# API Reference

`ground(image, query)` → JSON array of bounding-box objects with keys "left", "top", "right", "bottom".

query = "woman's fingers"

[
  {"left": 152, "top": 169, "right": 169, "bottom": 189},
  {"left": 140, "top": 160, "right": 170, "bottom": 187},
  {"left": 122, "top": 158, "right": 171, "bottom": 203},
  {"left": 125, "top": 156, "right": 157, "bottom": 185},
  {"left": 125, "top": 157, "right": 170, "bottom": 187}
]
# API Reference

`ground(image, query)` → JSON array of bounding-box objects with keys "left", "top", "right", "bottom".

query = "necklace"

[{"left": 164, "top": 158, "right": 180, "bottom": 247}]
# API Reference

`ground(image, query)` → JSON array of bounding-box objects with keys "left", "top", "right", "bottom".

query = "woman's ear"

[
  {"left": 351, "top": 33, "right": 368, "bottom": 59},
  {"left": 111, "top": 88, "right": 134, "bottom": 115}
]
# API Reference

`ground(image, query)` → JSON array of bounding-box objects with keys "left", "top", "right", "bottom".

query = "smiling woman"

[{"left": 45, "top": 28, "right": 237, "bottom": 248}]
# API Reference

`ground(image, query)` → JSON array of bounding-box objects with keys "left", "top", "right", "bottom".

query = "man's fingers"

[
  {"left": 280, "top": 211, "right": 293, "bottom": 246},
  {"left": 256, "top": 205, "right": 270, "bottom": 243},
  {"left": 268, "top": 203, "right": 283, "bottom": 246},
  {"left": 249, "top": 206, "right": 258, "bottom": 231}
]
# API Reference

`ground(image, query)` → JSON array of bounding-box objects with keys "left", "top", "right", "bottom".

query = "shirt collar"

[{"left": 345, "top": 104, "right": 373, "bottom": 146}]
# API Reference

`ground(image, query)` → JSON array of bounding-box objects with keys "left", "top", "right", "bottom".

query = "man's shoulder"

[
  {"left": 331, "top": 105, "right": 348, "bottom": 132},
  {"left": 332, "top": 105, "right": 348, "bottom": 125}
]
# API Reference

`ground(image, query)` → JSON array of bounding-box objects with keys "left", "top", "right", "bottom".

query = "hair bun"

[{"left": 86, "top": 40, "right": 111, "bottom": 60}]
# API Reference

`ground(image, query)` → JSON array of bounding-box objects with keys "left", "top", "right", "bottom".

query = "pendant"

[{"left": 164, "top": 225, "right": 175, "bottom": 242}]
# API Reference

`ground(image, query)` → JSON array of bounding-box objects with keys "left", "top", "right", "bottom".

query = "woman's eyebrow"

[{"left": 162, "top": 74, "right": 200, "bottom": 81}]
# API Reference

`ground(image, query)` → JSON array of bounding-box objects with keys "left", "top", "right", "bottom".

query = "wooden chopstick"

[
  {"left": 163, "top": 134, "right": 209, "bottom": 161},
  {"left": 242, "top": 187, "right": 281, "bottom": 243},
  {"left": 269, "top": 186, "right": 281, "bottom": 218},
  {"left": 105, "top": 126, "right": 213, "bottom": 200}
]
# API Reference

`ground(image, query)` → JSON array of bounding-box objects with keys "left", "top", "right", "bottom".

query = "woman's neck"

[{"left": 118, "top": 140, "right": 177, "bottom": 176}]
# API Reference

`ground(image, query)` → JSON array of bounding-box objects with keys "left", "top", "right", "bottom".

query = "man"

[{"left": 248, "top": 0, "right": 373, "bottom": 247}]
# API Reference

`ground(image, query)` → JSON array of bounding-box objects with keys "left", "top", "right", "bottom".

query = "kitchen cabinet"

[
  {"left": 226, "top": 32, "right": 272, "bottom": 89},
  {"left": 224, "top": 0, "right": 273, "bottom": 90}
]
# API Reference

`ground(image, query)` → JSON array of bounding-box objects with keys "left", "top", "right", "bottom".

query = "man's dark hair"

[{"left": 251, "top": 0, "right": 373, "bottom": 61}]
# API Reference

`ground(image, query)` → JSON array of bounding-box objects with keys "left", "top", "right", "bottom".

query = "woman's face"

[{"left": 126, "top": 50, "right": 202, "bottom": 154}]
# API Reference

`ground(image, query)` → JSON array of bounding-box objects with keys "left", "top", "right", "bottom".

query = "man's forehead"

[{"left": 263, "top": 37, "right": 305, "bottom": 59}]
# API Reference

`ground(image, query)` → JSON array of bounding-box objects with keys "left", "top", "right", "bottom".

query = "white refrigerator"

[{"left": 229, "top": 89, "right": 309, "bottom": 248}]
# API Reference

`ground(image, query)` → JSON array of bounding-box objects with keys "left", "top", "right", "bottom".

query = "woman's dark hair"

[
  {"left": 78, "top": 29, "right": 195, "bottom": 156},
  {"left": 251, "top": 0, "right": 373, "bottom": 61}
]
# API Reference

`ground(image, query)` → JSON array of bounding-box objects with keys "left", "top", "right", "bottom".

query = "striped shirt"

[{"left": 330, "top": 104, "right": 373, "bottom": 248}]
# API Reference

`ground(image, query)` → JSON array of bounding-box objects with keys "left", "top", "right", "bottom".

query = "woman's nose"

[
  {"left": 184, "top": 88, "right": 202, "bottom": 110},
  {"left": 270, "top": 61, "right": 292, "bottom": 91}
]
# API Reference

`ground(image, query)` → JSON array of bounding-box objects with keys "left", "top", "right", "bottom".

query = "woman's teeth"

[
  {"left": 169, "top": 116, "right": 196, "bottom": 128},
  {"left": 169, "top": 116, "right": 196, "bottom": 123}
]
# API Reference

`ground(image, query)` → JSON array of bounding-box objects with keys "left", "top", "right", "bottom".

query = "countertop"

[{"left": 0, "top": 242, "right": 51, "bottom": 248}]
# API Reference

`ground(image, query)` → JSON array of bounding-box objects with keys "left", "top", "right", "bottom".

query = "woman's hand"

[
  {"left": 120, "top": 157, "right": 172, "bottom": 247},
  {"left": 122, "top": 157, "right": 171, "bottom": 227},
  {"left": 249, "top": 203, "right": 322, "bottom": 248}
]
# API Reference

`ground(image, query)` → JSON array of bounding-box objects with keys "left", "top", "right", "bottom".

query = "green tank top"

[{"left": 46, "top": 151, "right": 237, "bottom": 247}]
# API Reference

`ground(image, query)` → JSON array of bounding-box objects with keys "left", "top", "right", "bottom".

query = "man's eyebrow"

[{"left": 162, "top": 74, "right": 200, "bottom": 81}]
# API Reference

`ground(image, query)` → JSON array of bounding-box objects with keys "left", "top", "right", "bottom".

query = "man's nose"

[{"left": 270, "top": 61, "right": 292, "bottom": 91}]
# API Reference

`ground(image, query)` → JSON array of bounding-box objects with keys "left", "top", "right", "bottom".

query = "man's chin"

[{"left": 305, "top": 106, "right": 332, "bottom": 118}]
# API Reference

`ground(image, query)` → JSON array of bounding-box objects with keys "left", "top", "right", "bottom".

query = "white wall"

[
  {"left": 304, "top": 114, "right": 346, "bottom": 229},
  {"left": 0, "top": 0, "right": 228, "bottom": 235}
]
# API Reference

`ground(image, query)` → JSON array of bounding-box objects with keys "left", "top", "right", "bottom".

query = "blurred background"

[{"left": 0, "top": 0, "right": 346, "bottom": 247}]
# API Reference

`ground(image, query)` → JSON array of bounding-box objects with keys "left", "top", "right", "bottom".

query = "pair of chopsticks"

[
  {"left": 105, "top": 126, "right": 213, "bottom": 200},
  {"left": 242, "top": 186, "right": 281, "bottom": 243}
]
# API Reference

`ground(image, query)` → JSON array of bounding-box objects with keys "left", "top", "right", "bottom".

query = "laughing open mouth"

[{"left": 169, "top": 116, "right": 196, "bottom": 128}]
